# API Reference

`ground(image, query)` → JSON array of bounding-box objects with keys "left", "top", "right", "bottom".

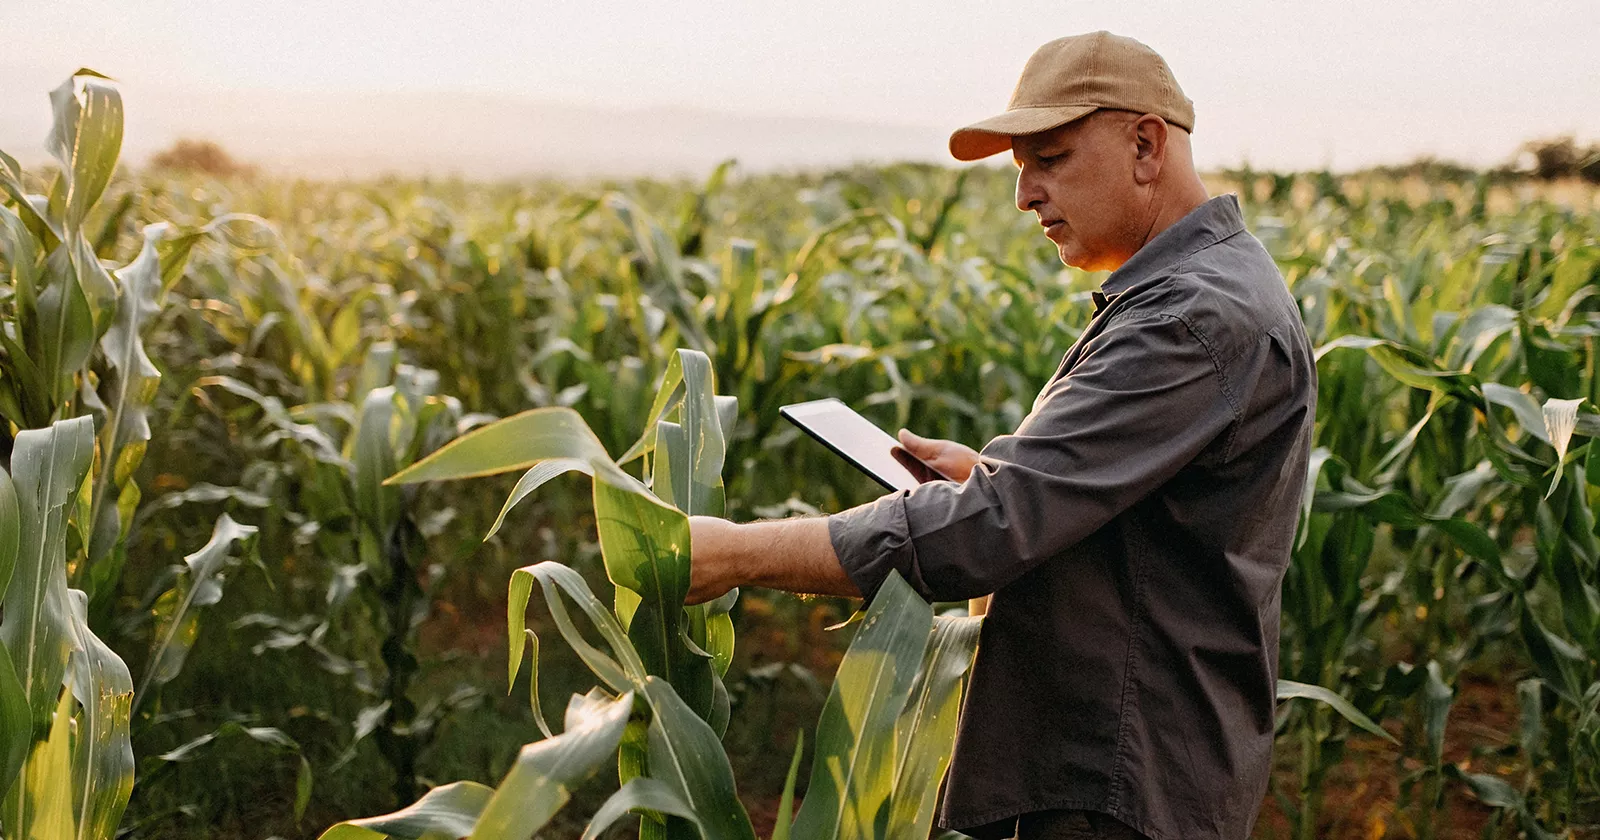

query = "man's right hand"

[{"left": 892, "top": 428, "right": 981, "bottom": 484}]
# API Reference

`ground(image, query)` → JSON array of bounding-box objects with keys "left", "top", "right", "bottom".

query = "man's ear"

[{"left": 1131, "top": 114, "right": 1168, "bottom": 185}]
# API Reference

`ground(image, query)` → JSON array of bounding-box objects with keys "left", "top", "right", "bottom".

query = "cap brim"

[{"left": 948, "top": 104, "right": 1100, "bottom": 162}]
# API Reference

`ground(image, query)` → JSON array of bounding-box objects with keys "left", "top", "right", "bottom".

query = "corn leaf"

[
  {"left": 0, "top": 467, "right": 18, "bottom": 610},
  {"left": 0, "top": 416, "right": 94, "bottom": 733},
  {"left": 66, "top": 590, "right": 134, "bottom": 840},
  {"left": 0, "top": 644, "right": 29, "bottom": 801},
  {"left": 466, "top": 689, "right": 634, "bottom": 840},
  {"left": 1276, "top": 679, "right": 1397, "bottom": 743},
  {"left": 791, "top": 571, "right": 933, "bottom": 840},
  {"left": 581, "top": 777, "right": 703, "bottom": 840},
  {"left": 46, "top": 71, "right": 121, "bottom": 233},
  {"left": 639, "top": 677, "right": 758, "bottom": 840},
  {"left": 317, "top": 781, "right": 494, "bottom": 840},
  {"left": 385, "top": 406, "right": 629, "bottom": 487},
  {"left": 35, "top": 244, "right": 97, "bottom": 409},
  {"left": 484, "top": 458, "right": 593, "bottom": 541},
  {"left": 135, "top": 514, "right": 259, "bottom": 711},
  {"left": 83, "top": 225, "right": 166, "bottom": 602},
  {"left": 3, "top": 681, "right": 78, "bottom": 840},
  {"left": 769, "top": 732, "right": 804, "bottom": 840},
  {"left": 511, "top": 562, "right": 646, "bottom": 693},
  {"left": 886, "top": 615, "right": 981, "bottom": 840}
]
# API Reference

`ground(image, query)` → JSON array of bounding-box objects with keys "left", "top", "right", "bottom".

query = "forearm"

[{"left": 688, "top": 516, "right": 861, "bottom": 603}]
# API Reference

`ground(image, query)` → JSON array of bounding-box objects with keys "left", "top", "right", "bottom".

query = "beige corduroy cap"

[{"left": 949, "top": 31, "right": 1195, "bottom": 162}]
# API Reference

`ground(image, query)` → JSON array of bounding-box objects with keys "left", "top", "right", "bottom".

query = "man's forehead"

[
  {"left": 1011, "top": 121, "right": 1088, "bottom": 162},
  {"left": 1012, "top": 111, "right": 1144, "bottom": 163}
]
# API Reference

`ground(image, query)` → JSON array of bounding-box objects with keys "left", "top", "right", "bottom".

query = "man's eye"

[{"left": 1038, "top": 153, "right": 1066, "bottom": 167}]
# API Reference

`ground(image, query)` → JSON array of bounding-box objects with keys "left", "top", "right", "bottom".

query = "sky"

[{"left": 2, "top": 0, "right": 1597, "bottom": 177}]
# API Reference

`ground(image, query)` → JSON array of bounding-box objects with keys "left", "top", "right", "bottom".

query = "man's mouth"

[{"left": 1041, "top": 218, "right": 1065, "bottom": 237}]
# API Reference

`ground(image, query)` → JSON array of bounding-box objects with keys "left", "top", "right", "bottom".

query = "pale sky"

[{"left": 3, "top": 0, "right": 1597, "bottom": 177}]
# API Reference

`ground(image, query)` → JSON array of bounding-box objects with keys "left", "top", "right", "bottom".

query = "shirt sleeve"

[{"left": 828, "top": 313, "right": 1239, "bottom": 603}]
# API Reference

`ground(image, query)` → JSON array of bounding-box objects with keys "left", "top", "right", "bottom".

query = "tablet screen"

[{"left": 779, "top": 398, "right": 944, "bottom": 491}]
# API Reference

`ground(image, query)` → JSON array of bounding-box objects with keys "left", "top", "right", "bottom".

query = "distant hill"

[{"left": 0, "top": 78, "right": 953, "bottom": 179}]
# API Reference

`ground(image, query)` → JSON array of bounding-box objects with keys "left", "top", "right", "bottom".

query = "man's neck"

[{"left": 1141, "top": 178, "right": 1211, "bottom": 250}]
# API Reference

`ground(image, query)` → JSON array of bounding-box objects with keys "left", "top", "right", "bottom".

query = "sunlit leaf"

[
  {"left": 317, "top": 781, "right": 494, "bottom": 840},
  {"left": 1276, "top": 679, "right": 1397, "bottom": 744},
  {"left": 0, "top": 417, "right": 95, "bottom": 733},
  {"left": 466, "top": 689, "right": 634, "bottom": 840}
]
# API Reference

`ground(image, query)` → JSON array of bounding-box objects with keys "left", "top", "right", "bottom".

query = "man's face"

[{"left": 1012, "top": 111, "right": 1151, "bottom": 272}]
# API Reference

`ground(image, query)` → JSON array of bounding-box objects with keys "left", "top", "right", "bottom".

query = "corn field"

[{"left": 1, "top": 70, "right": 1598, "bottom": 840}]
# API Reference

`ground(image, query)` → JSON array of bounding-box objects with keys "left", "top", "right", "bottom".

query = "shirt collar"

[{"left": 1100, "top": 194, "right": 1245, "bottom": 298}]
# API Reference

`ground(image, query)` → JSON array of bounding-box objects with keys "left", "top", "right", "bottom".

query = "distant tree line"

[
  {"left": 139, "top": 135, "right": 1600, "bottom": 183},
  {"left": 148, "top": 138, "right": 256, "bottom": 177},
  {"left": 1520, "top": 136, "right": 1600, "bottom": 182}
]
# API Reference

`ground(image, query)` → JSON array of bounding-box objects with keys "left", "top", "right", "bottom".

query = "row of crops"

[{"left": 1, "top": 70, "right": 1598, "bottom": 839}]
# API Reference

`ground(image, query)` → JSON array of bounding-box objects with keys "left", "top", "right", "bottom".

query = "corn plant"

[
  {"left": 195, "top": 342, "right": 470, "bottom": 804},
  {"left": 0, "top": 69, "right": 273, "bottom": 839},
  {"left": 311, "top": 347, "right": 983, "bottom": 839}
]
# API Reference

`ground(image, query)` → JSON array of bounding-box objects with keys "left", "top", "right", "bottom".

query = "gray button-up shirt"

[{"left": 828, "top": 195, "right": 1316, "bottom": 840}]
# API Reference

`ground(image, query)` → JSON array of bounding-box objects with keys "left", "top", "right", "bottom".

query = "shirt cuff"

[{"left": 827, "top": 490, "right": 935, "bottom": 603}]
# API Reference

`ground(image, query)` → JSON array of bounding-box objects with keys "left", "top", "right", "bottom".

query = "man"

[{"left": 687, "top": 31, "right": 1316, "bottom": 840}]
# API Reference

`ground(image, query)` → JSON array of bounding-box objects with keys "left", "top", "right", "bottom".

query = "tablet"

[{"left": 779, "top": 398, "right": 950, "bottom": 491}]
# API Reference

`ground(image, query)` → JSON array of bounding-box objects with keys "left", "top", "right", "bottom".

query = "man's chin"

[{"left": 1057, "top": 244, "right": 1088, "bottom": 269}]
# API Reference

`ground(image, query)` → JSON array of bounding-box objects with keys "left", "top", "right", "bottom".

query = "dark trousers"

[{"left": 963, "top": 809, "right": 1152, "bottom": 840}]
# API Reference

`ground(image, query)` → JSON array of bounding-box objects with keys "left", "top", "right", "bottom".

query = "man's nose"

[{"left": 1015, "top": 167, "right": 1045, "bottom": 213}]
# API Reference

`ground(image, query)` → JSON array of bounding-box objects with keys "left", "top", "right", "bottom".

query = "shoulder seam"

[{"left": 1161, "top": 311, "right": 1245, "bottom": 459}]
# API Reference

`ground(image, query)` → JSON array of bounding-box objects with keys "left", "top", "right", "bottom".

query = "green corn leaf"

[
  {"left": 1275, "top": 679, "right": 1397, "bottom": 744},
  {"left": 521, "top": 631, "right": 553, "bottom": 740},
  {"left": 667, "top": 349, "right": 726, "bottom": 517},
  {"left": 317, "top": 781, "right": 494, "bottom": 840},
  {"left": 512, "top": 562, "right": 646, "bottom": 693},
  {"left": 593, "top": 479, "right": 704, "bottom": 706},
  {"left": 1313, "top": 336, "right": 1481, "bottom": 405},
  {"left": 1517, "top": 605, "right": 1585, "bottom": 702},
  {"left": 618, "top": 349, "right": 689, "bottom": 467},
  {"left": 1482, "top": 383, "right": 1549, "bottom": 443},
  {"left": 352, "top": 386, "right": 405, "bottom": 536},
  {"left": 0, "top": 643, "right": 29, "bottom": 801},
  {"left": 66, "top": 232, "right": 117, "bottom": 337},
  {"left": 66, "top": 590, "right": 134, "bottom": 840},
  {"left": 466, "top": 689, "right": 634, "bottom": 840},
  {"left": 294, "top": 756, "right": 314, "bottom": 823},
  {"left": 135, "top": 514, "right": 259, "bottom": 712},
  {"left": 617, "top": 718, "right": 650, "bottom": 792},
  {"left": 3, "top": 681, "right": 78, "bottom": 840},
  {"left": 698, "top": 588, "right": 738, "bottom": 679},
  {"left": 581, "top": 777, "right": 703, "bottom": 840},
  {"left": 887, "top": 615, "right": 982, "bottom": 840},
  {"left": 619, "top": 348, "right": 727, "bottom": 480},
  {"left": 770, "top": 732, "right": 804, "bottom": 840},
  {"left": 792, "top": 571, "right": 934, "bottom": 840},
  {"left": 36, "top": 244, "right": 97, "bottom": 409},
  {"left": 386, "top": 406, "right": 629, "bottom": 485},
  {"left": 1420, "top": 661, "right": 1454, "bottom": 766},
  {"left": 46, "top": 70, "right": 122, "bottom": 233},
  {"left": 0, "top": 202, "right": 41, "bottom": 321},
  {"left": 83, "top": 225, "right": 166, "bottom": 595},
  {"left": 0, "top": 416, "right": 94, "bottom": 733},
  {"left": 155, "top": 723, "right": 302, "bottom": 765},
  {"left": 640, "top": 677, "right": 758, "bottom": 840},
  {"left": 0, "top": 149, "right": 61, "bottom": 250},
  {"left": 506, "top": 572, "right": 534, "bottom": 690},
  {"left": 485, "top": 458, "right": 593, "bottom": 541},
  {"left": 0, "top": 466, "right": 19, "bottom": 604},
  {"left": 1537, "top": 246, "right": 1600, "bottom": 320}
]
